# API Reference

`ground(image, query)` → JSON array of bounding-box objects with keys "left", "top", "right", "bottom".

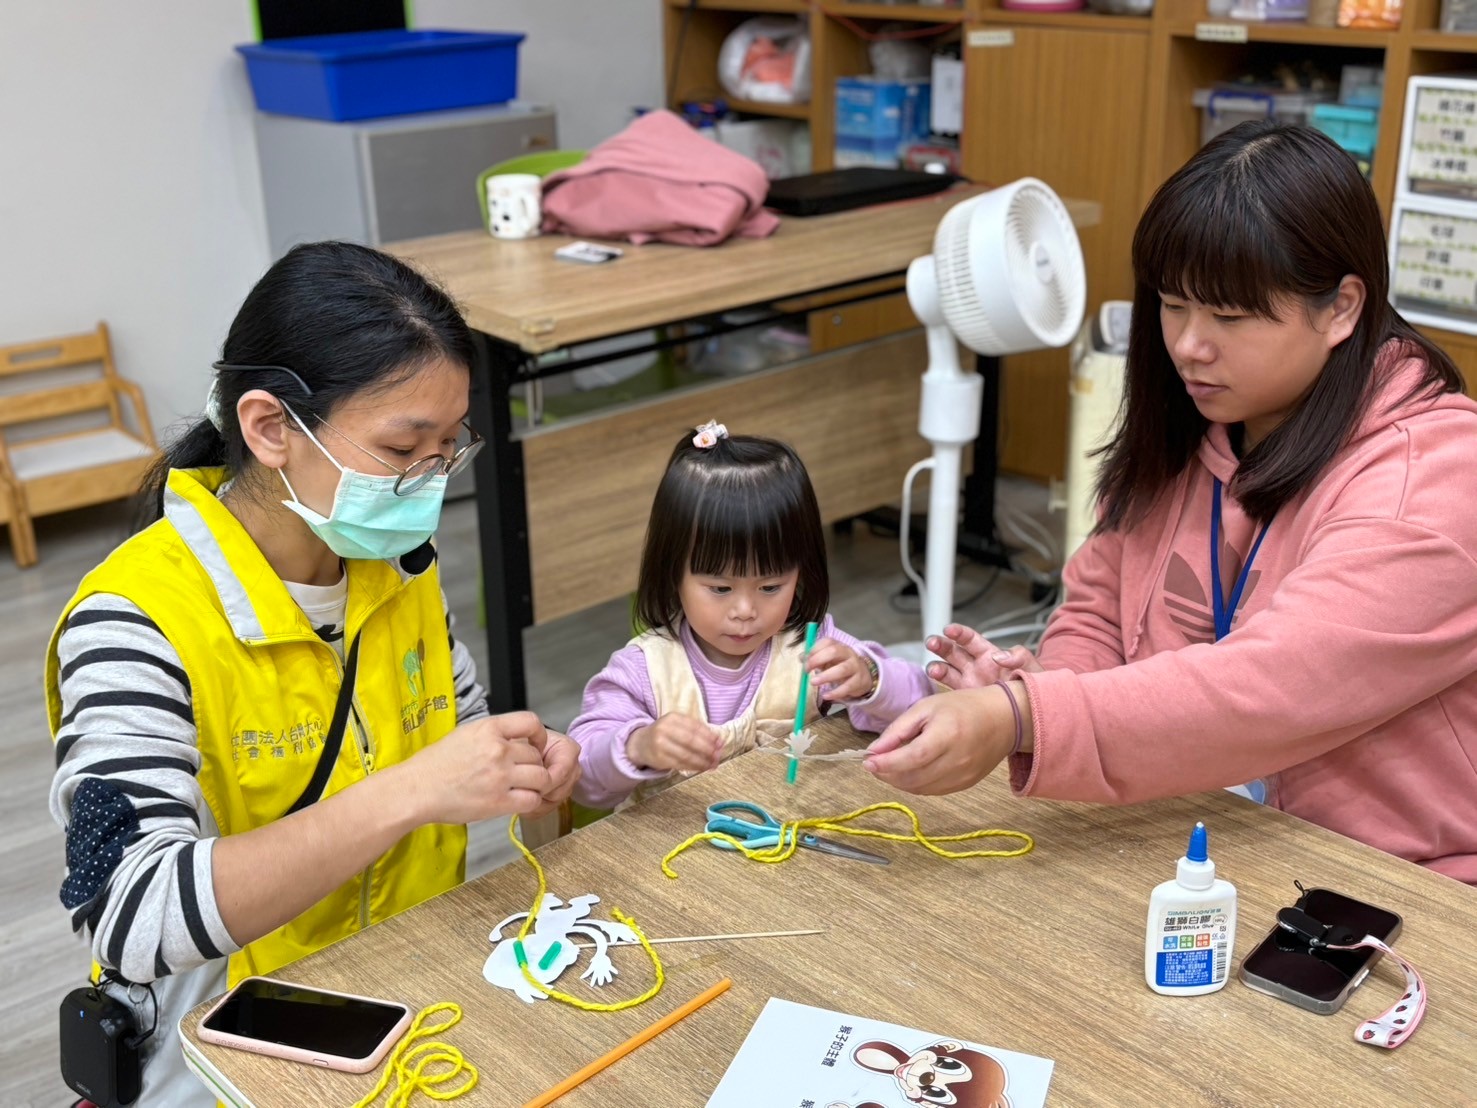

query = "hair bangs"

[
  {"left": 685, "top": 473, "right": 800, "bottom": 579},
  {"left": 1134, "top": 161, "right": 1294, "bottom": 320}
]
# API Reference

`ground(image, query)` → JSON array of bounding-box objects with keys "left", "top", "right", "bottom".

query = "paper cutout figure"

[
  {"left": 828, "top": 1038, "right": 1011, "bottom": 1108},
  {"left": 483, "top": 893, "right": 638, "bottom": 1003},
  {"left": 785, "top": 728, "right": 816, "bottom": 758},
  {"left": 752, "top": 726, "right": 868, "bottom": 763}
]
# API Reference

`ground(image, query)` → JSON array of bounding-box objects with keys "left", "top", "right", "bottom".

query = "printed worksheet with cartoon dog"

[{"left": 706, "top": 998, "right": 1054, "bottom": 1108}]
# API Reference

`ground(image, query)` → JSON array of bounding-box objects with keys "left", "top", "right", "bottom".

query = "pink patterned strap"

[{"left": 1324, "top": 935, "right": 1427, "bottom": 1048}]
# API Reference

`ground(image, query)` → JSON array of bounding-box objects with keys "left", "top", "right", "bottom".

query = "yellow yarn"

[
  {"left": 352, "top": 1003, "right": 477, "bottom": 1108},
  {"left": 662, "top": 801, "right": 1034, "bottom": 879},
  {"left": 507, "top": 816, "right": 666, "bottom": 1012}
]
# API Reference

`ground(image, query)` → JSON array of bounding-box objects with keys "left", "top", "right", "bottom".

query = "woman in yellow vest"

[{"left": 46, "top": 241, "right": 580, "bottom": 1103}]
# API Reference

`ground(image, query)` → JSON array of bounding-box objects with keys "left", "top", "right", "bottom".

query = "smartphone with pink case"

[{"left": 196, "top": 976, "right": 412, "bottom": 1073}]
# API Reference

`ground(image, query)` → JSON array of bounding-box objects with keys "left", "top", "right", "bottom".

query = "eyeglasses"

[
  {"left": 211, "top": 360, "right": 483, "bottom": 496},
  {"left": 315, "top": 414, "right": 484, "bottom": 496}
]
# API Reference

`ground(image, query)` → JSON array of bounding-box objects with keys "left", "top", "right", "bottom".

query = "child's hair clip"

[{"left": 693, "top": 420, "right": 729, "bottom": 449}]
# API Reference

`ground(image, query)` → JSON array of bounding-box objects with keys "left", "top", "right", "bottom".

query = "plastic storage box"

[
  {"left": 1390, "top": 198, "right": 1477, "bottom": 332},
  {"left": 1312, "top": 104, "right": 1378, "bottom": 157},
  {"left": 834, "top": 76, "right": 932, "bottom": 169},
  {"left": 1442, "top": 0, "right": 1477, "bottom": 30},
  {"left": 1397, "top": 76, "right": 1477, "bottom": 200},
  {"left": 236, "top": 29, "right": 525, "bottom": 122},
  {"left": 1192, "top": 86, "right": 1333, "bottom": 146},
  {"left": 1339, "top": 64, "right": 1384, "bottom": 108}
]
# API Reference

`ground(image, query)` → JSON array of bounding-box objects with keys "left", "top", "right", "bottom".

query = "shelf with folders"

[{"left": 1389, "top": 76, "right": 1477, "bottom": 339}]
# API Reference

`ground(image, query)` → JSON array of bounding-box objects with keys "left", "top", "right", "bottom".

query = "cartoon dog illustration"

[{"left": 828, "top": 1038, "right": 1010, "bottom": 1108}]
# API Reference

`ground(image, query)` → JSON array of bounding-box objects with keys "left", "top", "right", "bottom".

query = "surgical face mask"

[{"left": 278, "top": 410, "right": 447, "bottom": 561}]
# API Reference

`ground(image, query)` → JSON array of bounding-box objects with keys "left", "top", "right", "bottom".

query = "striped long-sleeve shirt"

[{"left": 49, "top": 587, "right": 490, "bottom": 1103}]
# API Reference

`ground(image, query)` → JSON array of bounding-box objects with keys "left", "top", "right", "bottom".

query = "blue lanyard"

[{"left": 1210, "top": 478, "right": 1272, "bottom": 642}]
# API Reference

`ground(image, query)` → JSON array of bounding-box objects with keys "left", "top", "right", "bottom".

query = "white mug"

[{"left": 486, "top": 173, "right": 542, "bottom": 240}]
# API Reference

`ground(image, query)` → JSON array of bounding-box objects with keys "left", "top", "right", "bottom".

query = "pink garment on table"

[
  {"left": 541, "top": 109, "right": 780, "bottom": 247},
  {"left": 1011, "top": 342, "right": 1477, "bottom": 883}
]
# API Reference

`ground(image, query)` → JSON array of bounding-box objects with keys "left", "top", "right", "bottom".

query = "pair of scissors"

[{"left": 704, "top": 800, "right": 890, "bottom": 866}]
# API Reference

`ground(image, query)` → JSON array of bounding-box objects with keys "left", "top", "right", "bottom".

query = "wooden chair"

[
  {"left": 0, "top": 463, "right": 36, "bottom": 567},
  {"left": 0, "top": 322, "right": 159, "bottom": 566}
]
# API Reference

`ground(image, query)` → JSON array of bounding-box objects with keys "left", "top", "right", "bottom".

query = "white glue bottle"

[{"left": 1144, "top": 821, "right": 1237, "bottom": 996}]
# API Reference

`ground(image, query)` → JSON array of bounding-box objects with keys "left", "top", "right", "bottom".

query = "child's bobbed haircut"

[
  {"left": 635, "top": 427, "right": 829, "bottom": 640},
  {"left": 1097, "top": 121, "right": 1461, "bottom": 530}
]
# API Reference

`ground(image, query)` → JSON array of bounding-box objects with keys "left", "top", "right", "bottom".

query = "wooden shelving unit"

[
  {"left": 829, "top": 2, "right": 970, "bottom": 21},
  {"left": 722, "top": 95, "right": 814, "bottom": 118},
  {"left": 666, "top": 0, "right": 1477, "bottom": 478},
  {"left": 974, "top": 8, "right": 1149, "bottom": 28}
]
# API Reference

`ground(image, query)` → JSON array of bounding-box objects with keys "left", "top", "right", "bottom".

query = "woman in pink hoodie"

[{"left": 865, "top": 121, "right": 1477, "bottom": 884}]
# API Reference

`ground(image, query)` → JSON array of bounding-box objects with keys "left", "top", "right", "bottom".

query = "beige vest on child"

[{"left": 624, "top": 629, "right": 820, "bottom": 807}]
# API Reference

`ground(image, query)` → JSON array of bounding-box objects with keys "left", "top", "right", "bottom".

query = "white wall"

[
  {"left": 421, "top": 0, "right": 663, "bottom": 152},
  {"left": 0, "top": 3, "right": 269, "bottom": 434},
  {"left": 0, "top": 0, "right": 660, "bottom": 431}
]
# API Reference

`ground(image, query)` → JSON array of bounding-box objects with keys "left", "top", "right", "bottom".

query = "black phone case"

[{"left": 1238, "top": 888, "right": 1403, "bottom": 1015}]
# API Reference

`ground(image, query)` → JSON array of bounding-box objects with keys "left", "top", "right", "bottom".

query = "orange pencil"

[{"left": 521, "top": 978, "right": 733, "bottom": 1108}]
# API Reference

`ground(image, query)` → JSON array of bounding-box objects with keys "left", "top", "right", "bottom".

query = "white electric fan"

[{"left": 896, "top": 178, "right": 1087, "bottom": 657}]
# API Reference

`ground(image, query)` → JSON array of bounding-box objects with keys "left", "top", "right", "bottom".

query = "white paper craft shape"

[
  {"left": 483, "top": 893, "right": 638, "bottom": 1003},
  {"left": 706, "top": 998, "right": 1054, "bottom": 1108}
]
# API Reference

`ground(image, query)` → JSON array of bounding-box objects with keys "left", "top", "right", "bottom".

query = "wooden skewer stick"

[{"left": 570, "top": 927, "right": 826, "bottom": 950}]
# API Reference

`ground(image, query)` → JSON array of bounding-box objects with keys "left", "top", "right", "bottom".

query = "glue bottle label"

[{"left": 1152, "top": 904, "right": 1232, "bottom": 988}]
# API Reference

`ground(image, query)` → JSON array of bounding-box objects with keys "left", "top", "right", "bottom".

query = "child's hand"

[
  {"left": 806, "top": 637, "right": 877, "bottom": 702},
  {"left": 925, "top": 623, "right": 1042, "bottom": 689},
  {"left": 627, "top": 713, "right": 721, "bottom": 774}
]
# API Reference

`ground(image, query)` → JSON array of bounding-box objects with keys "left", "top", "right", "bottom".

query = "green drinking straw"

[{"left": 788, "top": 621, "right": 820, "bottom": 785}]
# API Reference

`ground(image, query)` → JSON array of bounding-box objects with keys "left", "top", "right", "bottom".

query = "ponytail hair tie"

[{"left": 693, "top": 420, "right": 729, "bottom": 449}]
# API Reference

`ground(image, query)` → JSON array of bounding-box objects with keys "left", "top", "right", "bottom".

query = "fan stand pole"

[
  {"left": 958, "top": 353, "right": 1012, "bottom": 571},
  {"left": 918, "top": 323, "right": 984, "bottom": 645}
]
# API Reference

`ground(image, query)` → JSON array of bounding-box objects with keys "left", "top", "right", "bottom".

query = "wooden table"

[
  {"left": 383, "top": 191, "right": 1100, "bottom": 711},
  {"left": 182, "top": 719, "right": 1477, "bottom": 1107}
]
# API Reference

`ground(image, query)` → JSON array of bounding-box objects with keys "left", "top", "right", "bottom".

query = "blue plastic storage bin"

[
  {"left": 1312, "top": 103, "right": 1378, "bottom": 158},
  {"left": 236, "top": 29, "right": 525, "bottom": 122},
  {"left": 834, "top": 76, "right": 932, "bottom": 168}
]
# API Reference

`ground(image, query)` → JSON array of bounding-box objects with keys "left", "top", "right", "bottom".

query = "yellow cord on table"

[
  {"left": 662, "top": 801, "right": 1035, "bottom": 879},
  {"left": 507, "top": 816, "right": 666, "bottom": 1011},
  {"left": 353, "top": 1003, "right": 477, "bottom": 1108}
]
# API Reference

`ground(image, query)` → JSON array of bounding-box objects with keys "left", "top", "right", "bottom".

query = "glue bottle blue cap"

[{"left": 1187, "top": 821, "right": 1208, "bottom": 864}]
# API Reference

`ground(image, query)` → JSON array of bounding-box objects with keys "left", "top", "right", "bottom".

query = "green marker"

[{"left": 788, "top": 621, "right": 820, "bottom": 785}]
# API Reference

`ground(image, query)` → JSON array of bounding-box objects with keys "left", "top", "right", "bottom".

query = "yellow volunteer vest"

[
  {"left": 44, "top": 467, "right": 466, "bottom": 986},
  {"left": 625, "top": 627, "right": 818, "bottom": 806}
]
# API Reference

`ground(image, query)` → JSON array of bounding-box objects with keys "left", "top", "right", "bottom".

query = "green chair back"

[{"left": 475, "top": 150, "right": 587, "bottom": 233}]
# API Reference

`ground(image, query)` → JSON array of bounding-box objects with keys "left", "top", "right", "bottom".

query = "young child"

[
  {"left": 867, "top": 122, "right": 1477, "bottom": 883},
  {"left": 570, "top": 422, "right": 933, "bottom": 809}
]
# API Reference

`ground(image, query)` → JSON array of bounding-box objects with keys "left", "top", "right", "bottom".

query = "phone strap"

[
  {"left": 1323, "top": 935, "right": 1427, "bottom": 1049},
  {"left": 284, "top": 634, "right": 362, "bottom": 817}
]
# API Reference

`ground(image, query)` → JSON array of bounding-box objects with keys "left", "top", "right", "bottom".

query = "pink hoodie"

[
  {"left": 541, "top": 110, "right": 780, "bottom": 247},
  {"left": 1014, "top": 344, "right": 1477, "bottom": 883}
]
